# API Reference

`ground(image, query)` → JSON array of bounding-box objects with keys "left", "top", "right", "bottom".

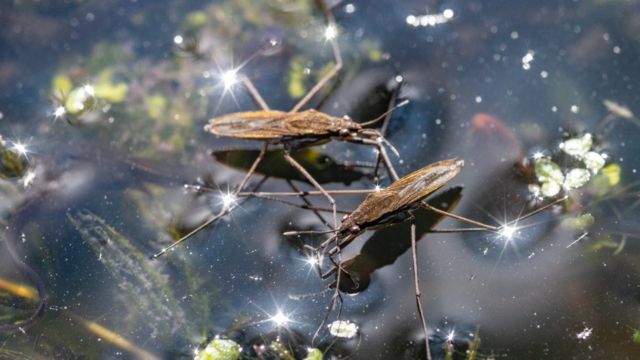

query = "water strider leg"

[
  {"left": 240, "top": 75, "right": 270, "bottom": 111},
  {"left": 247, "top": 193, "right": 349, "bottom": 216},
  {"left": 151, "top": 177, "right": 271, "bottom": 259},
  {"left": 410, "top": 221, "right": 432, "bottom": 360},
  {"left": 420, "top": 203, "right": 498, "bottom": 231},
  {"left": 421, "top": 195, "right": 566, "bottom": 232},
  {"left": 283, "top": 150, "right": 338, "bottom": 229},
  {"left": 237, "top": 188, "right": 375, "bottom": 197},
  {"left": 151, "top": 208, "right": 230, "bottom": 258},
  {"left": 311, "top": 250, "right": 346, "bottom": 346},
  {"left": 371, "top": 79, "right": 402, "bottom": 182},
  {"left": 290, "top": 7, "right": 343, "bottom": 112},
  {"left": 287, "top": 179, "right": 333, "bottom": 230},
  {"left": 234, "top": 142, "right": 269, "bottom": 196},
  {"left": 372, "top": 152, "right": 383, "bottom": 184},
  {"left": 346, "top": 137, "right": 400, "bottom": 181}
]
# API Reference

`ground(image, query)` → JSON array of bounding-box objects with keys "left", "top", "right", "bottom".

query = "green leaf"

[
  {"left": 195, "top": 338, "right": 241, "bottom": 360},
  {"left": 560, "top": 213, "right": 594, "bottom": 230},
  {"left": 559, "top": 133, "right": 592, "bottom": 158}
]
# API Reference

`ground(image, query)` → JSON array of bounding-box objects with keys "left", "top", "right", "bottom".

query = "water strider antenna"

[
  {"left": 283, "top": 228, "right": 338, "bottom": 236},
  {"left": 360, "top": 99, "right": 410, "bottom": 126}
]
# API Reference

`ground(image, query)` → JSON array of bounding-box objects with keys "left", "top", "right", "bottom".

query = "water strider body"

[
  {"left": 206, "top": 109, "right": 364, "bottom": 144},
  {"left": 314, "top": 158, "right": 488, "bottom": 254}
]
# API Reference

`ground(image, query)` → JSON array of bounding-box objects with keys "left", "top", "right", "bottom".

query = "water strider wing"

[
  {"left": 347, "top": 159, "right": 464, "bottom": 226},
  {"left": 205, "top": 110, "right": 346, "bottom": 140}
]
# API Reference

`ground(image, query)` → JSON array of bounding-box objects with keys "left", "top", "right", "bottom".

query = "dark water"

[{"left": 1, "top": 0, "right": 640, "bottom": 359}]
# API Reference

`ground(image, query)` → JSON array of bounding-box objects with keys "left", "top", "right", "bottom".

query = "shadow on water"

[
  {"left": 212, "top": 147, "right": 372, "bottom": 185},
  {"left": 337, "top": 186, "right": 463, "bottom": 294}
]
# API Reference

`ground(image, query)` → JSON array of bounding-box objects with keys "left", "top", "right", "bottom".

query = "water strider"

[
  {"left": 286, "top": 159, "right": 564, "bottom": 360},
  {"left": 152, "top": 4, "right": 404, "bottom": 258}
]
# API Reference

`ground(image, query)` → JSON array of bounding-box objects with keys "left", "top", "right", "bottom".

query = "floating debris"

[
  {"left": 566, "top": 232, "right": 589, "bottom": 248},
  {"left": 328, "top": 320, "right": 359, "bottom": 339},
  {"left": 603, "top": 99, "right": 634, "bottom": 119},
  {"left": 77, "top": 315, "right": 159, "bottom": 360}
]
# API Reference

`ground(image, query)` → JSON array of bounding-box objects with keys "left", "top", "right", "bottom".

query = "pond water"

[{"left": 1, "top": 0, "right": 640, "bottom": 359}]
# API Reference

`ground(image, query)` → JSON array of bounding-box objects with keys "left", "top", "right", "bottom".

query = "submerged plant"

[{"left": 66, "top": 210, "right": 185, "bottom": 337}]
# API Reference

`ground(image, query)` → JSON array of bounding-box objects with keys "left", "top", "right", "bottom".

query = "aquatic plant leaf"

[
  {"left": 0, "top": 148, "right": 29, "bottom": 179},
  {"left": 541, "top": 181, "right": 561, "bottom": 197},
  {"left": 304, "top": 348, "right": 323, "bottom": 360},
  {"left": 328, "top": 320, "right": 358, "bottom": 338},
  {"left": 583, "top": 152, "right": 605, "bottom": 173},
  {"left": 564, "top": 168, "right": 590, "bottom": 189},
  {"left": 186, "top": 11, "right": 208, "bottom": 27},
  {"left": 559, "top": 133, "right": 592, "bottom": 158},
  {"left": 195, "top": 338, "right": 241, "bottom": 360},
  {"left": 601, "top": 163, "right": 621, "bottom": 186},
  {"left": 269, "top": 341, "right": 295, "bottom": 360},
  {"left": 146, "top": 94, "right": 168, "bottom": 119},
  {"left": 588, "top": 237, "right": 619, "bottom": 252},
  {"left": 51, "top": 73, "right": 73, "bottom": 95},
  {"left": 65, "top": 86, "right": 96, "bottom": 114},
  {"left": 288, "top": 56, "right": 307, "bottom": 99},
  {"left": 535, "top": 159, "right": 564, "bottom": 184},
  {"left": 93, "top": 69, "right": 129, "bottom": 103},
  {"left": 95, "top": 82, "right": 128, "bottom": 103},
  {"left": 589, "top": 163, "right": 621, "bottom": 196},
  {"left": 535, "top": 158, "right": 564, "bottom": 197},
  {"left": 363, "top": 39, "right": 383, "bottom": 62},
  {"left": 560, "top": 213, "right": 594, "bottom": 230}
]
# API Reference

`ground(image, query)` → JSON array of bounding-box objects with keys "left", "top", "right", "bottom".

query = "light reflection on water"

[{"left": 1, "top": 0, "right": 640, "bottom": 359}]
